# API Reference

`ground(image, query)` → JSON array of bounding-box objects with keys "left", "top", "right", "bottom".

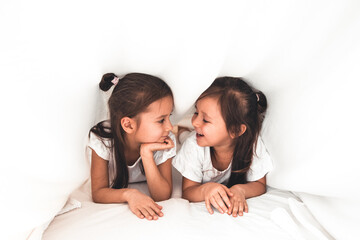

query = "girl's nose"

[
  {"left": 166, "top": 119, "right": 173, "bottom": 131},
  {"left": 192, "top": 114, "right": 200, "bottom": 128}
]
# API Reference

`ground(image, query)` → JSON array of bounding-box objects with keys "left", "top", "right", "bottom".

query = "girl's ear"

[
  {"left": 121, "top": 117, "right": 136, "bottom": 134},
  {"left": 239, "top": 124, "right": 247, "bottom": 136},
  {"left": 230, "top": 124, "right": 247, "bottom": 138}
]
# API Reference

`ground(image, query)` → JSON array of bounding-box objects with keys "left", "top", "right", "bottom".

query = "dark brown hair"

[
  {"left": 197, "top": 77, "right": 267, "bottom": 187},
  {"left": 90, "top": 73, "right": 173, "bottom": 189}
]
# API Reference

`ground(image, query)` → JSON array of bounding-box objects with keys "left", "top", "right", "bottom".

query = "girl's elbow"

[
  {"left": 259, "top": 184, "right": 267, "bottom": 196},
  {"left": 92, "top": 191, "right": 103, "bottom": 203},
  {"left": 181, "top": 190, "right": 191, "bottom": 201},
  {"left": 154, "top": 196, "right": 170, "bottom": 202},
  {"left": 154, "top": 189, "right": 172, "bottom": 201},
  {"left": 92, "top": 196, "right": 100, "bottom": 203}
]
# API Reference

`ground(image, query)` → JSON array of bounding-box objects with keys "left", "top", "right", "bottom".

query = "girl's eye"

[
  {"left": 194, "top": 111, "right": 198, "bottom": 116},
  {"left": 159, "top": 119, "right": 165, "bottom": 123},
  {"left": 203, "top": 119, "right": 209, "bottom": 123}
]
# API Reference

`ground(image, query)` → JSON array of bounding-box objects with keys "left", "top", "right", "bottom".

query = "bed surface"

[{"left": 43, "top": 169, "right": 332, "bottom": 240}]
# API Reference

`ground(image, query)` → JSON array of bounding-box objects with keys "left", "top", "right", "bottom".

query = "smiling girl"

[{"left": 173, "top": 77, "right": 273, "bottom": 217}]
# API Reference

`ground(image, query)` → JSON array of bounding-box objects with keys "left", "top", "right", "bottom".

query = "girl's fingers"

[
  {"left": 219, "top": 190, "right": 232, "bottom": 209},
  {"left": 152, "top": 140, "right": 174, "bottom": 151},
  {"left": 227, "top": 200, "right": 234, "bottom": 215},
  {"left": 232, "top": 200, "right": 239, "bottom": 217},
  {"left": 244, "top": 201, "right": 249, "bottom": 213},
  {"left": 238, "top": 201, "right": 244, "bottom": 216},
  {"left": 146, "top": 207, "right": 158, "bottom": 220},
  {"left": 214, "top": 193, "right": 228, "bottom": 213},
  {"left": 205, "top": 198, "right": 213, "bottom": 214},
  {"left": 223, "top": 186, "right": 234, "bottom": 197},
  {"left": 134, "top": 209, "right": 145, "bottom": 219},
  {"left": 163, "top": 137, "right": 174, "bottom": 147},
  {"left": 210, "top": 196, "right": 223, "bottom": 214},
  {"left": 151, "top": 204, "right": 164, "bottom": 217},
  {"left": 139, "top": 207, "right": 152, "bottom": 220},
  {"left": 156, "top": 203, "right": 163, "bottom": 210}
]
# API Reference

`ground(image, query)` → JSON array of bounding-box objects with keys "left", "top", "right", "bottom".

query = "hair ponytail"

[
  {"left": 99, "top": 73, "right": 118, "bottom": 92},
  {"left": 254, "top": 91, "right": 267, "bottom": 126}
]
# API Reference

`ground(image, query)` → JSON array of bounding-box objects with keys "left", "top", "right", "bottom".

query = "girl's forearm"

[
  {"left": 141, "top": 157, "right": 172, "bottom": 201},
  {"left": 92, "top": 187, "right": 136, "bottom": 204},
  {"left": 232, "top": 181, "right": 266, "bottom": 199},
  {"left": 182, "top": 184, "right": 207, "bottom": 202}
]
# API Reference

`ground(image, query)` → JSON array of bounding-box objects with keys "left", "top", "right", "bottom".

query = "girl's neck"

[
  {"left": 124, "top": 135, "right": 141, "bottom": 166},
  {"left": 211, "top": 145, "right": 234, "bottom": 171}
]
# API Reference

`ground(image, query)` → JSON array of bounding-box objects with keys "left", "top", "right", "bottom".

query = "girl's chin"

[{"left": 195, "top": 139, "right": 208, "bottom": 147}]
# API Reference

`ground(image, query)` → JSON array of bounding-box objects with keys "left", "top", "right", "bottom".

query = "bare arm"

[
  {"left": 227, "top": 176, "right": 267, "bottom": 217},
  {"left": 91, "top": 149, "right": 163, "bottom": 220},
  {"left": 182, "top": 177, "right": 205, "bottom": 202},
  {"left": 141, "top": 156, "right": 173, "bottom": 201},
  {"left": 230, "top": 176, "right": 267, "bottom": 199},
  {"left": 182, "top": 176, "right": 267, "bottom": 216},
  {"left": 140, "top": 136, "right": 175, "bottom": 201},
  {"left": 182, "top": 177, "right": 233, "bottom": 214},
  {"left": 91, "top": 149, "right": 134, "bottom": 203}
]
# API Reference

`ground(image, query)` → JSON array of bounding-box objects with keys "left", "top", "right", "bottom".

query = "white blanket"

[{"left": 43, "top": 169, "right": 333, "bottom": 240}]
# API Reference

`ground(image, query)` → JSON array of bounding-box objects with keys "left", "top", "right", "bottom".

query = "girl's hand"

[
  {"left": 202, "top": 182, "right": 233, "bottom": 214},
  {"left": 140, "top": 137, "right": 175, "bottom": 159},
  {"left": 125, "top": 189, "right": 164, "bottom": 220},
  {"left": 228, "top": 186, "right": 248, "bottom": 217}
]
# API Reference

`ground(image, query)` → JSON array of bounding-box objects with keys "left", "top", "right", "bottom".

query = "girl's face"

[
  {"left": 192, "top": 96, "right": 233, "bottom": 148},
  {"left": 134, "top": 96, "right": 174, "bottom": 143}
]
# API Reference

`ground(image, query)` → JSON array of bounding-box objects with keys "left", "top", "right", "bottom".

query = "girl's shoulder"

[
  {"left": 89, "top": 131, "right": 112, "bottom": 146},
  {"left": 247, "top": 135, "right": 273, "bottom": 181},
  {"left": 254, "top": 136, "right": 269, "bottom": 159},
  {"left": 88, "top": 131, "right": 113, "bottom": 161}
]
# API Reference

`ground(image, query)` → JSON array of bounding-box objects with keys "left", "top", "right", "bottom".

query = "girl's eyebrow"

[
  {"left": 203, "top": 112, "right": 212, "bottom": 120},
  {"left": 195, "top": 105, "right": 212, "bottom": 120},
  {"left": 156, "top": 114, "right": 167, "bottom": 119},
  {"left": 156, "top": 113, "right": 171, "bottom": 119}
]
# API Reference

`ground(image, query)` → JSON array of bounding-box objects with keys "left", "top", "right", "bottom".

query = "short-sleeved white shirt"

[
  {"left": 87, "top": 131, "right": 176, "bottom": 185},
  {"left": 172, "top": 131, "right": 273, "bottom": 184}
]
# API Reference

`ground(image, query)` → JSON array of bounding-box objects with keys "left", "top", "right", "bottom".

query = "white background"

[{"left": 1, "top": 0, "right": 360, "bottom": 239}]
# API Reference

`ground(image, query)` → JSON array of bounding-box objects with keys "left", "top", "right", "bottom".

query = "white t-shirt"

[
  {"left": 172, "top": 131, "right": 273, "bottom": 184},
  {"left": 87, "top": 131, "right": 176, "bottom": 185}
]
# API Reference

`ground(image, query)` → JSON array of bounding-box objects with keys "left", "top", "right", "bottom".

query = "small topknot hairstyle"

[{"left": 99, "top": 73, "right": 118, "bottom": 91}]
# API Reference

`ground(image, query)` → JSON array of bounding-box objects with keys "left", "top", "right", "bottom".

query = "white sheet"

[{"left": 43, "top": 169, "right": 333, "bottom": 240}]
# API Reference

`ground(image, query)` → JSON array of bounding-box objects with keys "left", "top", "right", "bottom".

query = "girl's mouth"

[{"left": 196, "top": 133, "right": 204, "bottom": 137}]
